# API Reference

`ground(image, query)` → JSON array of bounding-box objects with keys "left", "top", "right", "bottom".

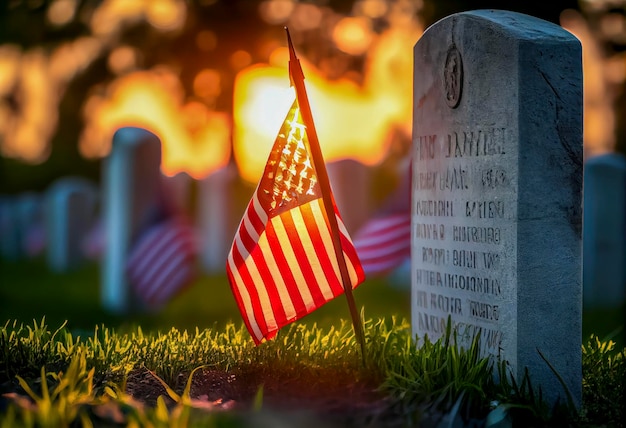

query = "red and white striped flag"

[
  {"left": 353, "top": 213, "right": 411, "bottom": 276},
  {"left": 226, "top": 99, "right": 365, "bottom": 344},
  {"left": 126, "top": 217, "right": 197, "bottom": 309},
  {"left": 353, "top": 167, "right": 411, "bottom": 276}
]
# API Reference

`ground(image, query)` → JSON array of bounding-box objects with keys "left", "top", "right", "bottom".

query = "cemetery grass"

[
  {"left": 0, "top": 319, "right": 624, "bottom": 427},
  {"left": 0, "top": 260, "right": 624, "bottom": 427}
]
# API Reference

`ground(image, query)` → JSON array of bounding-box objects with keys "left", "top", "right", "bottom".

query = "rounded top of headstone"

[
  {"left": 426, "top": 9, "right": 578, "bottom": 43},
  {"left": 585, "top": 152, "right": 626, "bottom": 170},
  {"left": 46, "top": 176, "right": 98, "bottom": 198},
  {"left": 112, "top": 127, "right": 160, "bottom": 147}
]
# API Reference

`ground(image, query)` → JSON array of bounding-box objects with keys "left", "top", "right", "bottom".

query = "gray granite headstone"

[
  {"left": 45, "top": 178, "right": 98, "bottom": 272},
  {"left": 583, "top": 153, "right": 626, "bottom": 309},
  {"left": 101, "top": 127, "right": 162, "bottom": 313},
  {"left": 411, "top": 10, "right": 582, "bottom": 405}
]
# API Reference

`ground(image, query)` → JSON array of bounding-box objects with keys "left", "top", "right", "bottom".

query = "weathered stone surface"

[{"left": 411, "top": 10, "right": 582, "bottom": 405}]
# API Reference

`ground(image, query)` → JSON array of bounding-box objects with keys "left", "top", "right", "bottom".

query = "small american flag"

[
  {"left": 126, "top": 217, "right": 197, "bottom": 308},
  {"left": 353, "top": 167, "right": 411, "bottom": 276},
  {"left": 353, "top": 214, "right": 411, "bottom": 276},
  {"left": 226, "top": 99, "right": 365, "bottom": 344}
]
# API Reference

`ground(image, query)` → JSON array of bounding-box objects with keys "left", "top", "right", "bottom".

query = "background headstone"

[
  {"left": 15, "top": 192, "right": 45, "bottom": 258},
  {"left": 45, "top": 178, "right": 98, "bottom": 272},
  {"left": 0, "top": 196, "right": 20, "bottom": 260},
  {"left": 583, "top": 153, "right": 626, "bottom": 309},
  {"left": 0, "top": 194, "right": 44, "bottom": 261},
  {"left": 162, "top": 172, "right": 193, "bottom": 215},
  {"left": 101, "top": 127, "right": 162, "bottom": 313},
  {"left": 411, "top": 10, "right": 582, "bottom": 405},
  {"left": 198, "top": 165, "right": 237, "bottom": 273},
  {"left": 327, "top": 158, "right": 372, "bottom": 235}
]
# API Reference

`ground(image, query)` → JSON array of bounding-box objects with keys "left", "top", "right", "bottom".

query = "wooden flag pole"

[{"left": 285, "top": 28, "right": 366, "bottom": 362}]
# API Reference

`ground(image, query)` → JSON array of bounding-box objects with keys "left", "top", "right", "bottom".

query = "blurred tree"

[
  {"left": 0, "top": 0, "right": 624, "bottom": 194},
  {"left": 420, "top": 0, "right": 579, "bottom": 25}
]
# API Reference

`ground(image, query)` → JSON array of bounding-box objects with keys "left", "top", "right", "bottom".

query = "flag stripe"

[
  {"left": 228, "top": 201, "right": 271, "bottom": 342},
  {"left": 257, "top": 223, "right": 297, "bottom": 323},
  {"left": 229, "top": 238, "right": 271, "bottom": 340},
  {"left": 305, "top": 201, "right": 344, "bottom": 296},
  {"left": 336, "top": 211, "right": 366, "bottom": 286},
  {"left": 225, "top": 97, "right": 366, "bottom": 344},
  {"left": 126, "top": 218, "right": 197, "bottom": 308},
  {"left": 270, "top": 214, "right": 317, "bottom": 313},
  {"left": 353, "top": 213, "right": 411, "bottom": 276},
  {"left": 277, "top": 209, "right": 327, "bottom": 309},
  {"left": 290, "top": 203, "right": 336, "bottom": 301},
  {"left": 355, "top": 221, "right": 411, "bottom": 248},
  {"left": 227, "top": 254, "right": 264, "bottom": 341},
  {"left": 240, "top": 233, "right": 280, "bottom": 334},
  {"left": 310, "top": 200, "right": 347, "bottom": 296},
  {"left": 137, "top": 230, "right": 193, "bottom": 296}
]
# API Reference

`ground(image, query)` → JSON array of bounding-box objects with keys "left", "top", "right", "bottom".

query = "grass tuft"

[{"left": 0, "top": 318, "right": 624, "bottom": 427}]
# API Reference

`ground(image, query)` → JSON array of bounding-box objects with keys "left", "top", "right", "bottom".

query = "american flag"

[
  {"left": 226, "top": 99, "right": 365, "bottom": 344},
  {"left": 126, "top": 217, "right": 197, "bottom": 308},
  {"left": 353, "top": 166, "right": 411, "bottom": 276},
  {"left": 353, "top": 213, "right": 411, "bottom": 276}
]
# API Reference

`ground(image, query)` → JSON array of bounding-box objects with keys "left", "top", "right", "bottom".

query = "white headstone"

[
  {"left": 101, "top": 127, "right": 162, "bottom": 313},
  {"left": 45, "top": 178, "right": 98, "bottom": 272},
  {"left": 198, "top": 165, "right": 237, "bottom": 273},
  {"left": 583, "top": 153, "right": 626, "bottom": 309},
  {"left": 411, "top": 10, "right": 583, "bottom": 405},
  {"left": 327, "top": 159, "right": 371, "bottom": 234}
]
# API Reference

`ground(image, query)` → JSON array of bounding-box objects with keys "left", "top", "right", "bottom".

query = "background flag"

[
  {"left": 353, "top": 165, "right": 411, "bottom": 276},
  {"left": 226, "top": 99, "right": 365, "bottom": 344},
  {"left": 126, "top": 216, "right": 197, "bottom": 309}
]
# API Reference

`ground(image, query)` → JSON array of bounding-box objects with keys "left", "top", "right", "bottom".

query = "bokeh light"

[
  {"left": 333, "top": 17, "right": 374, "bottom": 55},
  {"left": 107, "top": 45, "right": 138, "bottom": 75},
  {"left": 288, "top": 3, "right": 323, "bottom": 31},
  {"left": 258, "top": 0, "right": 295, "bottom": 25},
  {"left": 193, "top": 69, "right": 222, "bottom": 100},
  {"left": 47, "top": 0, "right": 78, "bottom": 26}
]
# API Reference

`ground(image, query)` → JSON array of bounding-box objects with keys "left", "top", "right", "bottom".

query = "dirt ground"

[{"left": 125, "top": 367, "right": 407, "bottom": 427}]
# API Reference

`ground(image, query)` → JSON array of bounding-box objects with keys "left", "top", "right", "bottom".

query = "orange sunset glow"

[
  {"left": 0, "top": 0, "right": 622, "bottom": 182},
  {"left": 79, "top": 70, "right": 231, "bottom": 179},
  {"left": 233, "top": 25, "right": 419, "bottom": 184}
]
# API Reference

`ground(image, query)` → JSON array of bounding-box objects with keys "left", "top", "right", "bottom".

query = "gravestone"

[
  {"left": 0, "top": 196, "right": 20, "bottom": 260},
  {"left": 0, "top": 194, "right": 44, "bottom": 260},
  {"left": 411, "top": 10, "right": 582, "bottom": 405},
  {"left": 163, "top": 172, "right": 192, "bottom": 215},
  {"left": 101, "top": 127, "right": 162, "bottom": 313},
  {"left": 327, "top": 158, "right": 371, "bottom": 234},
  {"left": 15, "top": 192, "right": 45, "bottom": 257},
  {"left": 45, "top": 178, "right": 98, "bottom": 272},
  {"left": 198, "top": 165, "right": 237, "bottom": 273},
  {"left": 583, "top": 153, "right": 626, "bottom": 309}
]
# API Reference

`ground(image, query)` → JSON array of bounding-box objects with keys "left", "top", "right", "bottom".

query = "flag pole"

[{"left": 285, "top": 28, "right": 366, "bottom": 362}]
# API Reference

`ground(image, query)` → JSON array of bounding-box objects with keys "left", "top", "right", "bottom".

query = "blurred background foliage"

[{"left": 0, "top": 0, "right": 624, "bottom": 194}]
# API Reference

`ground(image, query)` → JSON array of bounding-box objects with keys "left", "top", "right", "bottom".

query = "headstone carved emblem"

[{"left": 443, "top": 44, "right": 463, "bottom": 108}]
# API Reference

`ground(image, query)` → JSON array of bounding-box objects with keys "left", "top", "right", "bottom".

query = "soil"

[{"left": 124, "top": 366, "right": 407, "bottom": 427}]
